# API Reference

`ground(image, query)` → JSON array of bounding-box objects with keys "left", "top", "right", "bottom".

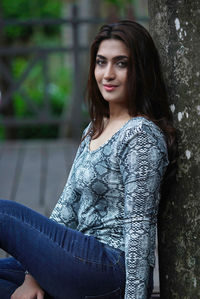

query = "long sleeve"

[
  {"left": 50, "top": 125, "right": 90, "bottom": 228},
  {"left": 118, "top": 125, "right": 168, "bottom": 299}
]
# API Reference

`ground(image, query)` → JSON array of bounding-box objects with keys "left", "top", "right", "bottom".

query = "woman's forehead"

[{"left": 97, "top": 39, "right": 129, "bottom": 57}]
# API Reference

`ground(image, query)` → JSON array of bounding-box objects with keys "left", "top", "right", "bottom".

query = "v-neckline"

[{"left": 88, "top": 117, "right": 134, "bottom": 153}]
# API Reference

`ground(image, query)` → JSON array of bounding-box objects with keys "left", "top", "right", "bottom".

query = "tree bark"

[{"left": 148, "top": 1, "right": 200, "bottom": 298}]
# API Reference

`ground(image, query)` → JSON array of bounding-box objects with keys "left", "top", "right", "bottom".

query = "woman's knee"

[{"left": 0, "top": 257, "right": 25, "bottom": 282}]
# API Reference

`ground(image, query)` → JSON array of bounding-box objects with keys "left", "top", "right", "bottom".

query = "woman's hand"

[{"left": 11, "top": 274, "right": 45, "bottom": 299}]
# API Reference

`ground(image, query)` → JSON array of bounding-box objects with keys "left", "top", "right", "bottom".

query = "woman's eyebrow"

[
  {"left": 114, "top": 55, "right": 128, "bottom": 60},
  {"left": 96, "top": 54, "right": 128, "bottom": 60},
  {"left": 96, "top": 54, "right": 106, "bottom": 59}
]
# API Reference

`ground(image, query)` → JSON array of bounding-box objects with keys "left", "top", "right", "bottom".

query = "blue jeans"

[{"left": 0, "top": 199, "right": 153, "bottom": 298}]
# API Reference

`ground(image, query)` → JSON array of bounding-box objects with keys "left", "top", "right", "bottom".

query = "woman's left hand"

[{"left": 10, "top": 274, "right": 45, "bottom": 299}]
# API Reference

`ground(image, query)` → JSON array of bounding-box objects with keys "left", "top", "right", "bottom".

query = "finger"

[
  {"left": 37, "top": 291, "right": 44, "bottom": 299},
  {"left": 10, "top": 292, "right": 18, "bottom": 299}
]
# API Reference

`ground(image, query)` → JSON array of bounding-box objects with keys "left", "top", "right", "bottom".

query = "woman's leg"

[
  {"left": 0, "top": 199, "right": 125, "bottom": 299},
  {"left": 0, "top": 257, "right": 24, "bottom": 299},
  {"left": 0, "top": 257, "right": 53, "bottom": 298}
]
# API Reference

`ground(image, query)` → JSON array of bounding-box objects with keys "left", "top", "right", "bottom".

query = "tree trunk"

[{"left": 148, "top": 1, "right": 200, "bottom": 298}]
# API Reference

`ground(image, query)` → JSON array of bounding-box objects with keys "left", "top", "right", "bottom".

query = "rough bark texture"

[{"left": 148, "top": 1, "right": 200, "bottom": 298}]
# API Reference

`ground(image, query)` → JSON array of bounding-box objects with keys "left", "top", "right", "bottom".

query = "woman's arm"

[
  {"left": 119, "top": 124, "right": 168, "bottom": 299},
  {"left": 50, "top": 124, "right": 90, "bottom": 227}
]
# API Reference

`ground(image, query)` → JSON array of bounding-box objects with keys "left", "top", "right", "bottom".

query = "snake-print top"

[{"left": 50, "top": 117, "right": 169, "bottom": 299}]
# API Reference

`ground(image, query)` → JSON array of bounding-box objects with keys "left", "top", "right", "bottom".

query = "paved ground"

[{"left": 0, "top": 139, "right": 160, "bottom": 296}]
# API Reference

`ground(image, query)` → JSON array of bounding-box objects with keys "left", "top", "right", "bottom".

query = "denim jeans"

[{"left": 0, "top": 199, "right": 153, "bottom": 299}]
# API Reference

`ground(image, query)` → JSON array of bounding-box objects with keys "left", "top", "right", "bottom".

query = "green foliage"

[
  {"left": 2, "top": 0, "right": 61, "bottom": 19},
  {"left": 0, "top": 126, "right": 6, "bottom": 140},
  {"left": 0, "top": 0, "right": 73, "bottom": 139},
  {"left": 2, "top": 0, "right": 62, "bottom": 41},
  {"left": 11, "top": 54, "right": 72, "bottom": 118},
  {"left": 7, "top": 56, "right": 72, "bottom": 139},
  {"left": 105, "top": 0, "right": 132, "bottom": 8},
  {"left": 2, "top": 0, "right": 32, "bottom": 18}
]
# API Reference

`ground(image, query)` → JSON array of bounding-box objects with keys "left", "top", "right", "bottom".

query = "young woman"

[{"left": 0, "top": 20, "right": 176, "bottom": 299}]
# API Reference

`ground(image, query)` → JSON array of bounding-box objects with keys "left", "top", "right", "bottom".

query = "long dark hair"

[{"left": 87, "top": 20, "right": 177, "bottom": 192}]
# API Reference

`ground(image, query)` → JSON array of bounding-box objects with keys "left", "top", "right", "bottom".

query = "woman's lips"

[{"left": 103, "top": 84, "right": 118, "bottom": 91}]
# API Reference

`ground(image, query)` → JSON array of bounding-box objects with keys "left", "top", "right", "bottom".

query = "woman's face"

[{"left": 94, "top": 39, "right": 129, "bottom": 106}]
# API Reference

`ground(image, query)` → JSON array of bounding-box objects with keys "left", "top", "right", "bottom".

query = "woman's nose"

[{"left": 104, "top": 64, "right": 115, "bottom": 80}]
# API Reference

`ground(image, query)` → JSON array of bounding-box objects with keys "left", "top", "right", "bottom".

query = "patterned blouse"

[{"left": 50, "top": 117, "right": 169, "bottom": 298}]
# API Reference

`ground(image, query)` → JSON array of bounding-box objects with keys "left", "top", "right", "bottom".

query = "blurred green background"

[{"left": 0, "top": 0, "right": 148, "bottom": 140}]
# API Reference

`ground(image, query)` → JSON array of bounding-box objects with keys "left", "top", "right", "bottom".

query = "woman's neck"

[{"left": 107, "top": 103, "right": 130, "bottom": 122}]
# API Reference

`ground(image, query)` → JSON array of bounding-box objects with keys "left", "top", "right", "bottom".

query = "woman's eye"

[
  {"left": 96, "top": 59, "right": 105, "bottom": 66},
  {"left": 117, "top": 61, "right": 127, "bottom": 68}
]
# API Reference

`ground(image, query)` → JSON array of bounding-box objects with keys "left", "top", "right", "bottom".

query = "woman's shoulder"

[
  {"left": 118, "top": 116, "right": 168, "bottom": 152},
  {"left": 119, "top": 116, "right": 163, "bottom": 137},
  {"left": 82, "top": 122, "right": 92, "bottom": 136}
]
